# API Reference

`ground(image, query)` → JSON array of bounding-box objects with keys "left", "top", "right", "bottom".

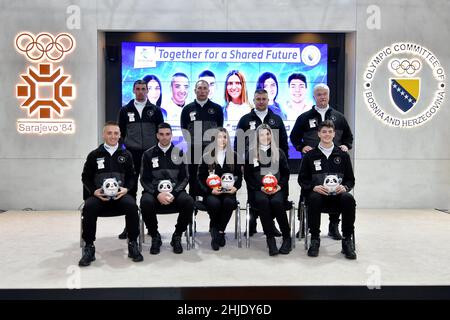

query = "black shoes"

[
  {"left": 266, "top": 237, "right": 279, "bottom": 256},
  {"left": 279, "top": 237, "right": 292, "bottom": 254},
  {"left": 341, "top": 237, "right": 357, "bottom": 260},
  {"left": 170, "top": 234, "right": 183, "bottom": 254},
  {"left": 210, "top": 228, "right": 220, "bottom": 251},
  {"left": 79, "top": 244, "right": 96, "bottom": 267},
  {"left": 128, "top": 240, "right": 144, "bottom": 262},
  {"left": 150, "top": 232, "right": 162, "bottom": 255},
  {"left": 307, "top": 238, "right": 320, "bottom": 257},
  {"left": 328, "top": 222, "right": 343, "bottom": 240},
  {"left": 118, "top": 227, "right": 127, "bottom": 240},
  {"left": 218, "top": 232, "right": 226, "bottom": 247}
]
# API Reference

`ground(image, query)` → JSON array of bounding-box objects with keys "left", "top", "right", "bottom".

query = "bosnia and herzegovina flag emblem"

[{"left": 390, "top": 78, "right": 420, "bottom": 113}]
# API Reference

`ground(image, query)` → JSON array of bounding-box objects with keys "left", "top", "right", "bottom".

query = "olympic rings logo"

[
  {"left": 390, "top": 59, "right": 421, "bottom": 75},
  {"left": 15, "top": 32, "right": 75, "bottom": 62}
]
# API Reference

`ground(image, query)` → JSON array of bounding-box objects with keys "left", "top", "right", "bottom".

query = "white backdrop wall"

[{"left": 0, "top": 0, "right": 448, "bottom": 209}]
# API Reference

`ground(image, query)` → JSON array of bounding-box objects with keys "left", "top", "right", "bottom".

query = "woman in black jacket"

[
  {"left": 244, "top": 124, "right": 291, "bottom": 256},
  {"left": 197, "top": 128, "right": 242, "bottom": 250}
]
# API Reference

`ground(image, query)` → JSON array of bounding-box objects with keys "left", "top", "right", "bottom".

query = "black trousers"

[
  {"left": 128, "top": 149, "right": 144, "bottom": 199},
  {"left": 205, "top": 194, "right": 237, "bottom": 232},
  {"left": 253, "top": 190, "right": 290, "bottom": 238},
  {"left": 82, "top": 194, "right": 139, "bottom": 244},
  {"left": 140, "top": 191, "right": 194, "bottom": 236},
  {"left": 306, "top": 192, "right": 356, "bottom": 239}
]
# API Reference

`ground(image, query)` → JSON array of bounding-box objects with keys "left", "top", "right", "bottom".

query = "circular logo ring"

[{"left": 15, "top": 32, "right": 74, "bottom": 61}]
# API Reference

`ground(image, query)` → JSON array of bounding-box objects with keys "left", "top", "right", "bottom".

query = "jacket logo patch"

[
  {"left": 208, "top": 108, "right": 215, "bottom": 114},
  {"left": 313, "top": 159, "right": 322, "bottom": 171},
  {"left": 249, "top": 121, "right": 256, "bottom": 130},
  {"left": 127, "top": 112, "right": 135, "bottom": 122},
  {"left": 189, "top": 111, "right": 196, "bottom": 121},
  {"left": 96, "top": 158, "right": 105, "bottom": 169},
  {"left": 309, "top": 119, "right": 317, "bottom": 128},
  {"left": 333, "top": 156, "right": 341, "bottom": 165},
  {"left": 330, "top": 115, "right": 337, "bottom": 121},
  {"left": 147, "top": 110, "right": 154, "bottom": 117},
  {"left": 118, "top": 156, "right": 126, "bottom": 164},
  {"left": 152, "top": 157, "right": 159, "bottom": 168},
  {"left": 268, "top": 119, "right": 275, "bottom": 126}
]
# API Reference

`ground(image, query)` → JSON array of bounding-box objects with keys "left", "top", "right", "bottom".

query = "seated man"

[
  {"left": 298, "top": 120, "right": 356, "bottom": 259},
  {"left": 140, "top": 122, "right": 194, "bottom": 254},
  {"left": 80, "top": 121, "right": 143, "bottom": 267}
]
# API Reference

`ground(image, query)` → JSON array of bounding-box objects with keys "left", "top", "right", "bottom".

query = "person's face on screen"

[
  {"left": 253, "top": 92, "right": 269, "bottom": 112},
  {"left": 263, "top": 78, "right": 277, "bottom": 104},
  {"left": 147, "top": 80, "right": 161, "bottom": 105},
  {"left": 217, "top": 131, "right": 228, "bottom": 150},
  {"left": 195, "top": 81, "right": 210, "bottom": 101},
  {"left": 318, "top": 126, "right": 335, "bottom": 144},
  {"left": 289, "top": 79, "right": 306, "bottom": 104},
  {"left": 171, "top": 76, "right": 189, "bottom": 106},
  {"left": 133, "top": 83, "right": 148, "bottom": 102},
  {"left": 199, "top": 76, "right": 216, "bottom": 99},
  {"left": 258, "top": 128, "right": 272, "bottom": 146},
  {"left": 157, "top": 128, "right": 172, "bottom": 147},
  {"left": 103, "top": 125, "right": 120, "bottom": 146},
  {"left": 313, "top": 88, "right": 330, "bottom": 109},
  {"left": 227, "top": 74, "right": 243, "bottom": 104}
]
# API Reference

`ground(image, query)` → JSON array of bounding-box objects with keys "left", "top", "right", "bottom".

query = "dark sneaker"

[
  {"left": 79, "top": 244, "right": 95, "bottom": 267},
  {"left": 266, "top": 237, "right": 279, "bottom": 256},
  {"left": 210, "top": 228, "right": 220, "bottom": 251},
  {"left": 307, "top": 238, "right": 320, "bottom": 257},
  {"left": 218, "top": 232, "right": 226, "bottom": 247},
  {"left": 170, "top": 234, "right": 183, "bottom": 254},
  {"left": 128, "top": 240, "right": 144, "bottom": 262},
  {"left": 150, "top": 232, "right": 162, "bottom": 255},
  {"left": 279, "top": 237, "right": 292, "bottom": 254},
  {"left": 341, "top": 237, "right": 357, "bottom": 260},
  {"left": 328, "top": 222, "right": 343, "bottom": 240},
  {"left": 118, "top": 227, "right": 127, "bottom": 240}
]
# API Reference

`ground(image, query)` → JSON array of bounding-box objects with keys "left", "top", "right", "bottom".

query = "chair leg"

[
  {"left": 298, "top": 203, "right": 304, "bottom": 244},
  {"left": 304, "top": 204, "right": 309, "bottom": 250},
  {"left": 289, "top": 202, "right": 296, "bottom": 249},
  {"left": 245, "top": 202, "right": 250, "bottom": 248},
  {"left": 185, "top": 222, "right": 191, "bottom": 251},
  {"left": 138, "top": 209, "right": 143, "bottom": 252},
  {"left": 236, "top": 205, "right": 242, "bottom": 248},
  {"left": 80, "top": 212, "right": 84, "bottom": 249},
  {"left": 192, "top": 209, "right": 197, "bottom": 249}
]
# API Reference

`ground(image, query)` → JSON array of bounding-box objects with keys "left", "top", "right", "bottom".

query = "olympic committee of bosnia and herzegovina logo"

[{"left": 363, "top": 43, "right": 446, "bottom": 128}]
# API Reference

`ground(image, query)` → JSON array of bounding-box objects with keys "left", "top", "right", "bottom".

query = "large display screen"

[{"left": 121, "top": 42, "right": 328, "bottom": 159}]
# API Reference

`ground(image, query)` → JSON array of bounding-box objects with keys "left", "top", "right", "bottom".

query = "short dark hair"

[
  {"left": 318, "top": 120, "right": 335, "bottom": 131},
  {"left": 198, "top": 70, "right": 215, "bottom": 78},
  {"left": 157, "top": 122, "right": 172, "bottom": 132},
  {"left": 133, "top": 79, "right": 147, "bottom": 89},
  {"left": 254, "top": 89, "right": 268, "bottom": 96},
  {"left": 288, "top": 73, "right": 307, "bottom": 87},
  {"left": 104, "top": 121, "right": 119, "bottom": 128}
]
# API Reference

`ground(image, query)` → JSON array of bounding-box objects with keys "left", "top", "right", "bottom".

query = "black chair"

[
  {"left": 299, "top": 198, "right": 356, "bottom": 250},
  {"left": 192, "top": 197, "right": 242, "bottom": 248},
  {"left": 244, "top": 199, "right": 296, "bottom": 249},
  {"left": 140, "top": 203, "right": 193, "bottom": 250},
  {"left": 79, "top": 201, "right": 144, "bottom": 253}
]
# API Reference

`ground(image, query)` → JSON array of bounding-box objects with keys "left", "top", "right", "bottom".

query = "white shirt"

[
  {"left": 315, "top": 105, "right": 329, "bottom": 121},
  {"left": 216, "top": 149, "right": 226, "bottom": 167},
  {"left": 226, "top": 102, "right": 252, "bottom": 121},
  {"left": 318, "top": 143, "right": 334, "bottom": 159},
  {"left": 196, "top": 99, "right": 208, "bottom": 107},
  {"left": 254, "top": 108, "right": 268, "bottom": 123},
  {"left": 158, "top": 143, "right": 171, "bottom": 154},
  {"left": 134, "top": 99, "right": 147, "bottom": 118},
  {"left": 104, "top": 143, "right": 118, "bottom": 156}
]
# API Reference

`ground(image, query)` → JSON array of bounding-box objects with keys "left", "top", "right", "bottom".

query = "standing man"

[
  {"left": 140, "top": 123, "right": 194, "bottom": 254},
  {"left": 290, "top": 83, "right": 353, "bottom": 240},
  {"left": 235, "top": 89, "right": 289, "bottom": 236},
  {"left": 181, "top": 80, "right": 224, "bottom": 198},
  {"left": 298, "top": 120, "right": 356, "bottom": 259},
  {"left": 80, "top": 121, "right": 143, "bottom": 266},
  {"left": 117, "top": 79, "right": 164, "bottom": 239}
]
